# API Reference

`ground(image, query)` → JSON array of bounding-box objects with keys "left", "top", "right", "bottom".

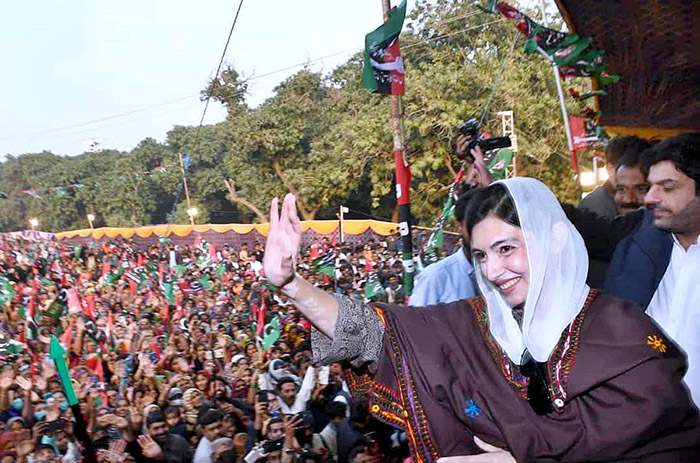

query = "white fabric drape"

[{"left": 474, "top": 178, "right": 590, "bottom": 363}]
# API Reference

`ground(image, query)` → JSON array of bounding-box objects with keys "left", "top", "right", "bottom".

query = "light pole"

[
  {"left": 87, "top": 214, "right": 95, "bottom": 230},
  {"left": 186, "top": 207, "right": 198, "bottom": 227},
  {"left": 28, "top": 218, "right": 39, "bottom": 231}
]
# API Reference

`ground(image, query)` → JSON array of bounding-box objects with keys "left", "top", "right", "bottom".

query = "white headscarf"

[{"left": 474, "top": 178, "right": 590, "bottom": 363}]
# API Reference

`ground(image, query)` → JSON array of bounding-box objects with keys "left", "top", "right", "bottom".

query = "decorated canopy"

[{"left": 554, "top": 0, "right": 699, "bottom": 137}]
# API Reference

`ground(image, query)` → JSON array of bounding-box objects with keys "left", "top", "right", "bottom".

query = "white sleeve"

[{"left": 295, "top": 365, "right": 316, "bottom": 409}]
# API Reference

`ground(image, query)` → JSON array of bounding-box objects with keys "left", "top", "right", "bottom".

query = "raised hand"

[
  {"left": 465, "top": 145, "right": 494, "bottom": 188},
  {"left": 137, "top": 435, "right": 163, "bottom": 460},
  {"left": 15, "top": 376, "right": 32, "bottom": 392},
  {"left": 0, "top": 369, "right": 14, "bottom": 390},
  {"left": 263, "top": 194, "right": 302, "bottom": 287}
]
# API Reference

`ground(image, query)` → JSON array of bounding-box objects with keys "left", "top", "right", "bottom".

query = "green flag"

[
  {"left": 362, "top": 0, "right": 407, "bottom": 95},
  {"left": 313, "top": 251, "right": 335, "bottom": 278},
  {"left": 216, "top": 263, "right": 227, "bottom": 277},
  {"left": 262, "top": 317, "right": 282, "bottom": 351},
  {"left": 160, "top": 278, "right": 176, "bottom": 306},
  {"left": 197, "top": 275, "right": 213, "bottom": 291},
  {"left": 487, "top": 148, "right": 514, "bottom": 179},
  {"left": 55, "top": 187, "right": 67, "bottom": 198},
  {"left": 174, "top": 264, "right": 187, "bottom": 279},
  {"left": 364, "top": 272, "right": 386, "bottom": 300},
  {"left": 0, "top": 278, "right": 15, "bottom": 306}
]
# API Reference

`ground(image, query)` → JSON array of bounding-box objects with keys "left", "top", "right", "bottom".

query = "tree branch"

[
  {"left": 223, "top": 178, "right": 268, "bottom": 223},
  {"left": 271, "top": 159, "right": 315, "bottom": 221}
]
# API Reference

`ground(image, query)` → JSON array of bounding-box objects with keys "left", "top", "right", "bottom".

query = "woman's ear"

[{"left": 551, "top": 221, "right": 569, "bottom": 254}]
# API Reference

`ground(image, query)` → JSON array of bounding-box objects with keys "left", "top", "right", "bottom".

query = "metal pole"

[
  {"left": 381, "top": 0, "right": 414, "bottom": 296},
  {"left": 177, "top": 151, "right": 195, "bottom": 226},
  {"left": 339, "top": 206, "right": 349, "bottom": 243}
]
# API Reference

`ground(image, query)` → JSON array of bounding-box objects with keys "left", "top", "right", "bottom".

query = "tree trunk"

[
  {"left": 271, "top": 159, "right": 315, "bottom": 221},
  {"left": 223, "top": 179, "right": 268, "bottom": 223}
]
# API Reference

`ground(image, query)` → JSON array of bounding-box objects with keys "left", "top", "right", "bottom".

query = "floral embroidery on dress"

[
  {"left": 646, "top": 334, "right": 667, "bottom": 353},
  {"left": 463, "top": 399, "right": 482, "bottom": 419}
]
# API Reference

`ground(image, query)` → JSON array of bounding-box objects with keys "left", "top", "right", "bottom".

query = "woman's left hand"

[{"left": 437, "top": 437, "right": 516, "bottom": 463}]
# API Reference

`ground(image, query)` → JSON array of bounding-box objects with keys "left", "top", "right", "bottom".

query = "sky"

[{"left": 0, "top": 0, "right": 398, "bottom": 157}]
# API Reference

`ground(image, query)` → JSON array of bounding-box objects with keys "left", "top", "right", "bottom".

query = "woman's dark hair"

[
  {"left": 465, "top": 183, "right": 520, "bottom": 236},
  {"left": 640, "top": 132, "right": 700, "bottom": 194}
]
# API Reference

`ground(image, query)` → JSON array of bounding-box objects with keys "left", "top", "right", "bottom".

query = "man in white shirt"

[
  {"left": 193, "top": 409, "right": 223, "bottom": 463},
  {"left": 275, "top": 366, "right": 316, "bottom": 415},
  {"left": 604, "top": 133, "right": 700, "bottom": 405}
]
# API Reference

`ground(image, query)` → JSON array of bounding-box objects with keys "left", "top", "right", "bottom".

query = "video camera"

[{"left": 458, "top": 118, "right": 511, "bottom": 161}]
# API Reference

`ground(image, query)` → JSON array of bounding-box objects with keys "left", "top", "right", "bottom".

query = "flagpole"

[
  {"left": 381, "top": 0, "right": 414, "bottom": 297},
  {"left": 538, "top": 0, "right": 579, "bottom": 192}
]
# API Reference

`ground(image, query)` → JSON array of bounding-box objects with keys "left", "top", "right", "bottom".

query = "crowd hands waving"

[{"left": 0, "top": 232, "right": 430, "bottom": 463}]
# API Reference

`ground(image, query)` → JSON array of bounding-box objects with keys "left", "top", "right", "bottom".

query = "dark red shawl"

[{"left": 346, "top": 292, "right": 700, "bottom": 462}]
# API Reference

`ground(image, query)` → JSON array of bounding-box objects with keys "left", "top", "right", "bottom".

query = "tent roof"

[{"left": 554, "top": 0, "right": 699, "bottom": 136}]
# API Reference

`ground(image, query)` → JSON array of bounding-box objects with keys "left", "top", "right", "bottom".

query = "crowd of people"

[
  {"left": 0, "top": 231, "right": 433, "bottom": 463},
  {"left": 0, "top": 131, "right": 697, "bottom": 463}
]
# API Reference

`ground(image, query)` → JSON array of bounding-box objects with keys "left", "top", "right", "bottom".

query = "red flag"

[
  {"left": 137, "top": 254, "right": 144, "bottom": 267},
  {"left": 309, "top": 240, "right": 321, "bottom": 262},
  {"left": 256, "top": 297, "right": 267, "bottom": 337},
  {"left": 101, "top": 262, "right": 110, "bottom": 279},
  {"left": 83, "top": 295, "right": 96, "bottom": 320},
  {"left": 158, "top": 263, "right": 164, "bottom": 282},
  {"left": 209, "top": 242, "right": 218, "bottom": 263},
  {"left": 193, "top": 234, "right": 202, "bottom": 249},
  {"left": 67, "top": 288, "right": 82, "bottom": 314},
  {"left": 129, "top": 279, "right": 136, "bottom": 297},
  {"left": 51, "top": 260, "right": 61, "bottom": 275},
  {"left": 86, "top": 355, "right": 104, "bottom": 382},
  {"left": 174, "top": 292, "right": 184, "bottom": 320}
]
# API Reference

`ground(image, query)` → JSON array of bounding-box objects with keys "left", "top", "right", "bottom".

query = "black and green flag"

[{"left": 362, "top": 0, "right": 407, "bottom": 95}]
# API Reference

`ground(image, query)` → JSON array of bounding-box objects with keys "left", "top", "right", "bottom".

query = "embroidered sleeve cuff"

[{"left": 311, "top": 294, "right": 384, "bottom": 373}]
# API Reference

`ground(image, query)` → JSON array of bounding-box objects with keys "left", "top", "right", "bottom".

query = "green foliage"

[{"left": 0, "top": 0, "right": 584, "bottom": 231}]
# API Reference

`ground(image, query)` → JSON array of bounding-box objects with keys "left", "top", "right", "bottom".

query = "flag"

[
  {"left": 209, "top": 242, "right": 218, "bottom": 263},
  {"left": 22, "top": 189, "right": 42, "bottom": 200},
  {"left": 83, "top": 295, "right": 96, "bottom": 320},
  {"left": 177, "top": 280, "right": 203, "bottom": 295},
  {"left": 488, "top": 148, "right": 514, "bottom": 179},
  {"left": 71, "top": 244, "right": 82, "bottom": 259},
  {"left": 196, "top": 275, "right": 213, "bottom": 291},
  {"left": 491, "top": 2, "right": 619, "bottom": 84},
  {"left": 364, "top": 272, "right": 386, "bottom": 300},
  {"left": 67, "top": 288, "right": 82, "bottom": 314},
  {"left": 55, "top": 187, "right": 67, "bottom": 198},
  {"left": 101, "top": 262, "right": 111, "bottom": 279},
  {"left": 312, "top": 250, "right": 335, "bottom": 278},
  {"left": 256, "top": 297, "right": 267, "bottom": 338},
  {"left": 215, "top": 262, "right": 227, "bottom": 277},
  {"left": 261, "top": 316, "right": 281, "bottom": 351},
  {"left": 363, "top": 0, "right": 407, "bottom": 95},
  {"left": 196, "top": 254, "right": 213, "bottom": 269},
  {"left": 0, "top": 278, "right": 15, "bottom": 306},
  {"left": 160, "top": 276, "right": 176, "bottom": 306},
  {"left": 173, "top": 264, "right": 187, "bottom": 279},
  {"left": 125, "top": 267, "right": 148, "bottom": 288},
  {"left": 193, "top": 234, "right": 202, "bottom": 249}
]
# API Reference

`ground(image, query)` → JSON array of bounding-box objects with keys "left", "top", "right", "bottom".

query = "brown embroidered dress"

[{"left": 312, "top": 292, "right": 700, "bottom": 462}]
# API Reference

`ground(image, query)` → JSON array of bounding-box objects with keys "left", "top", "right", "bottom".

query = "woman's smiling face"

[{"left": 471, "top": 215, "right": 529, "bottom": 308}]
